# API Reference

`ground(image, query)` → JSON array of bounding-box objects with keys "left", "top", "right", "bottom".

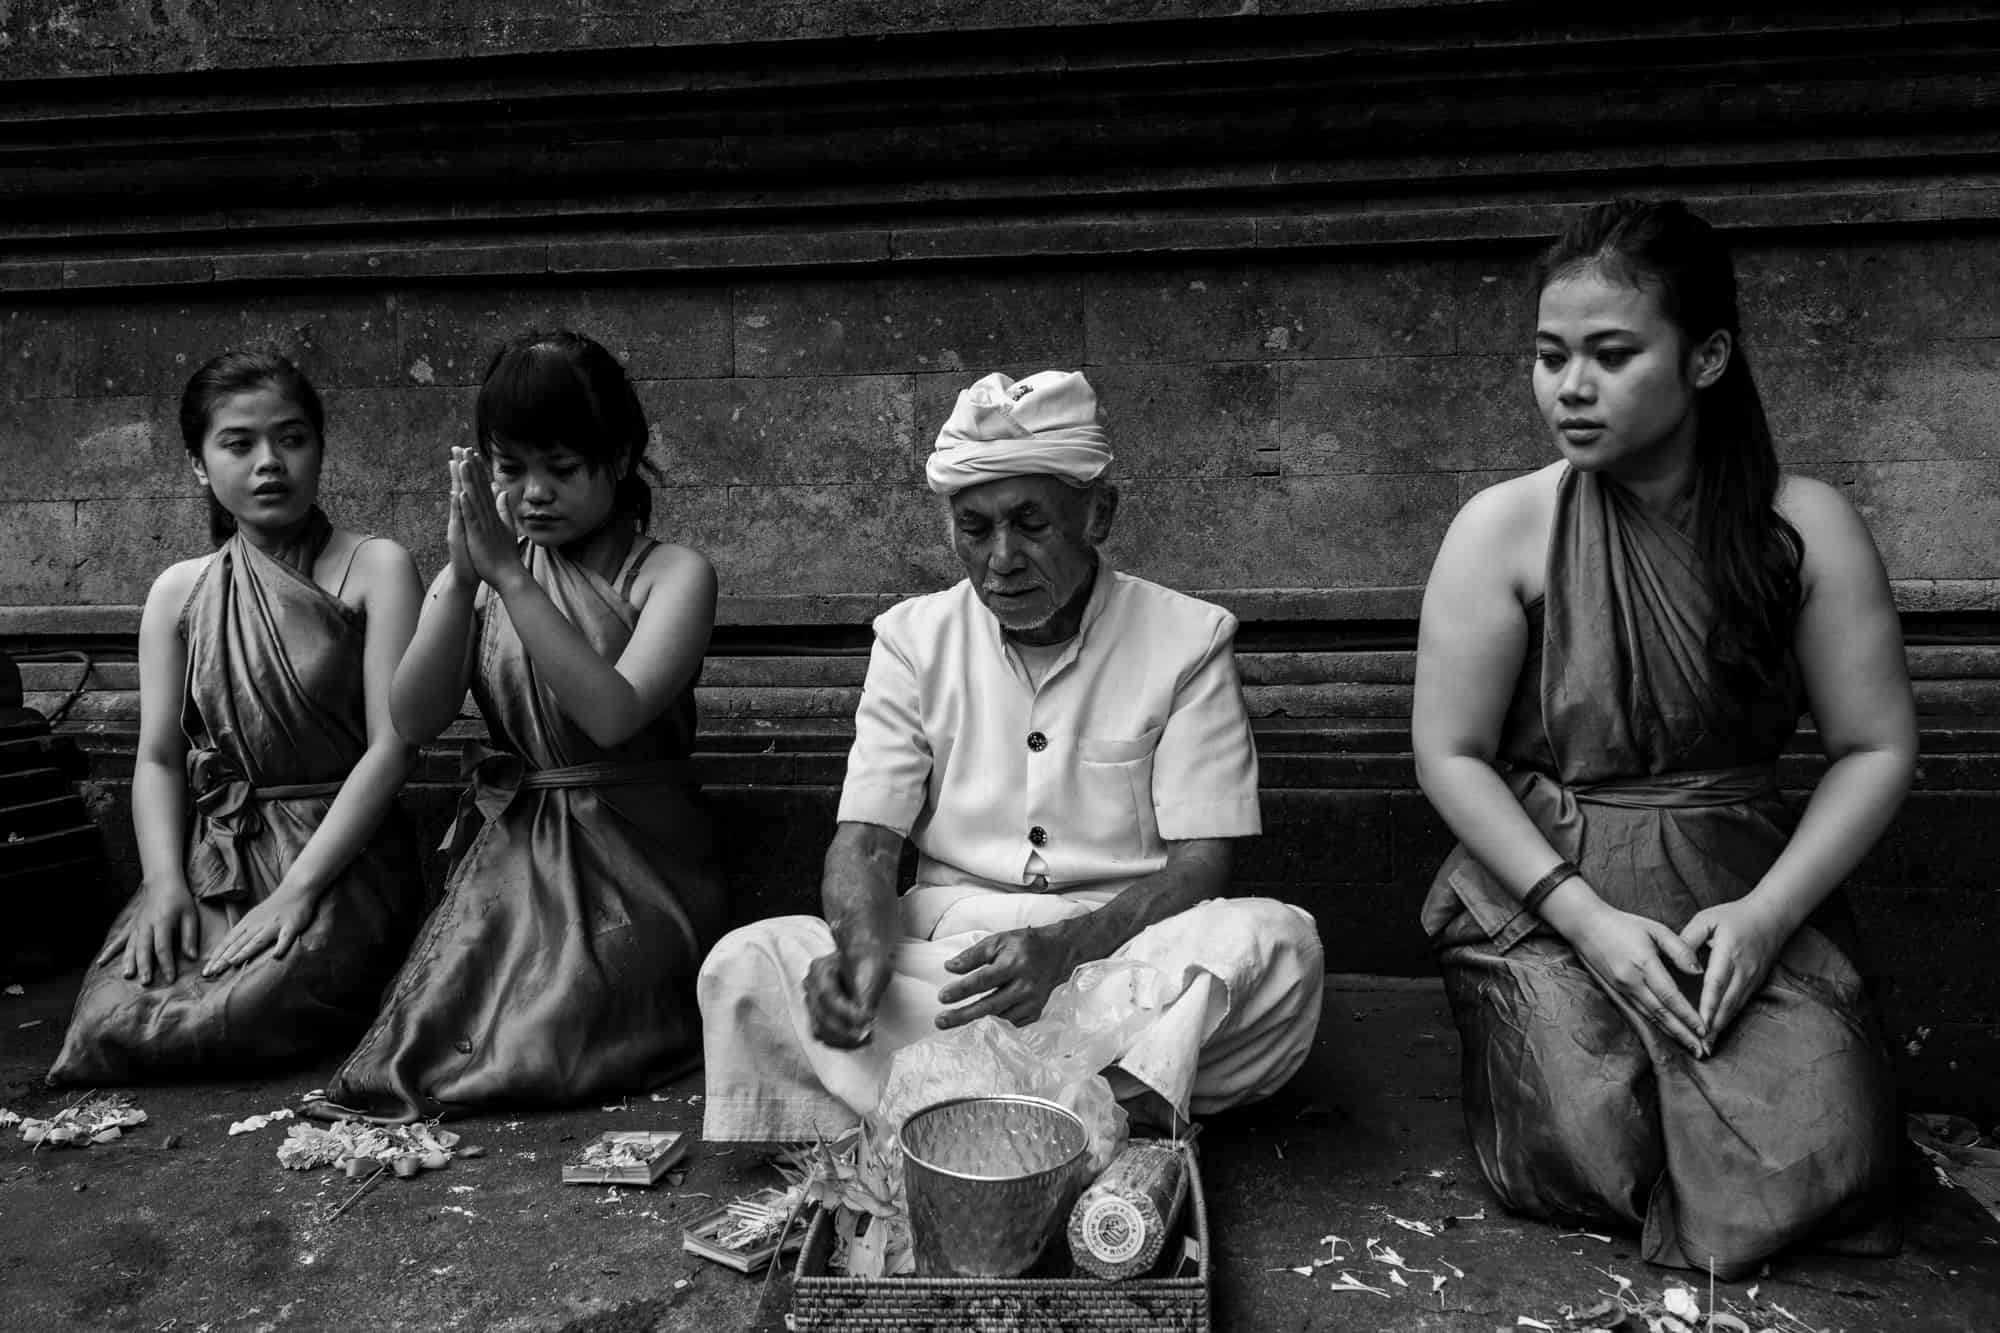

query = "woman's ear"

[
  {"left": 189, "top": 458, "right": 209, "bottom": 488},
  {"left": 1690, "top": 329, "right": 1733, "bottom": 390}
]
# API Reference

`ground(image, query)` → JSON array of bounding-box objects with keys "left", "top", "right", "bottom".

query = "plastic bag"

[{"left": 875, "top": 957, "right": 1168, "bottom": 1174}]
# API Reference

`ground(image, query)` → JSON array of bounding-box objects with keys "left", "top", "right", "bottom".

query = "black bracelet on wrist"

[{"left": 1522, "top": 859, "right": 1580, "bottom": 912}]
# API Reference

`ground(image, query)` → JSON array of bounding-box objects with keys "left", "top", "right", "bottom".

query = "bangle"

[{"left": 1522, "top": 860, "right": 1580, "bottom": 912}]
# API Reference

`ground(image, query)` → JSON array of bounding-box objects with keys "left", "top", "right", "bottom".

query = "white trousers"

[{"left": 696, "top": 888, "right": 1324, "bottom": 1142}]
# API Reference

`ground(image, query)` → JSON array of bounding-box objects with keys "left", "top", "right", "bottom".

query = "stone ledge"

[{"left": 6, "top": 579, "right": 1997, "bottom": 638}]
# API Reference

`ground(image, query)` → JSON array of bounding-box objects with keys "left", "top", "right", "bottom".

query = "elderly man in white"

[{"left": 697, "top": 369, "right": 1324, "bottom": 1141}]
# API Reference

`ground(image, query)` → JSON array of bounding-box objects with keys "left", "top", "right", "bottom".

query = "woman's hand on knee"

[
  {"left": 111, "top": 885, "right": 200, "bottom": 986},
  {"left": 1568, "top": 904, "right": 1710, "bottom": 1058},
  {"left": 1678, "top": 899, "right": 1787, "bottom": 1042},
  {"left": 201, "top": 889, "right": 319, "bottom": 978}
]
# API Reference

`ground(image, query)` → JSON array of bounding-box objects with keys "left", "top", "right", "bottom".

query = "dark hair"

[
  {"left": 1533, "top": 197, "right": 1804, "bottom": 707},
  {"left": 474, "top": 329, "right": 655, "bottom": 530},
  {"left": 180, "top": 350, "right": 326, "bottom": 546}
]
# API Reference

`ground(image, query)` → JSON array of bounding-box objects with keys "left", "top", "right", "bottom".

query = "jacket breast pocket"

[{"left": 1074, "top": 727, "right": 1163, "bottom": 859}]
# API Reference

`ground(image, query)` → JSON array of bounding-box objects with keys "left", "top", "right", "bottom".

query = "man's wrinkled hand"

[
  {"left": 805, "top": 941, "right": 890, "bottom": 1049},
  {"left": 936, "top": 926, "right": 1077, "bottom": 1029}
]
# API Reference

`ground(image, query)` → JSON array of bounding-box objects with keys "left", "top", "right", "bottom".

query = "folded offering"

[
  {"left": 682, "top": 1186, "right": 806, "bottom": 1272},
  {"left": 561, "top": 1130, "right": 688, "bottom": 1186},
  {"left": 18, "top": 1093, "right": 147, "bottom": 1148}
]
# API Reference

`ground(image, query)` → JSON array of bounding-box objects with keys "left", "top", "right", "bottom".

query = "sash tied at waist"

[
  {"left": 1426, "top": 762, "right": 1784, "bottom": 951},
  {"left": 1565, "top": 763, "right": 1779, "bottom": 810},
  {"left": 440, "top": 747, "right": 697, "bottom": 858},
  {"left": 185, "top": 747, "right": 344, "bottom": 902}
]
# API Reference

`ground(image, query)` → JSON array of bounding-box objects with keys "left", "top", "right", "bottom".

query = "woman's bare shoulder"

[
  {"left": 629, "top": 540, "right": 717, "bottom": 607},
  {"left": 1436, "top": 463, "right": 1562, "bottom": 584}
]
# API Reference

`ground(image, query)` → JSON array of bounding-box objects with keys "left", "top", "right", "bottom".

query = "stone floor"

[{"left": 2, "top": 972, "right": 1996, "bottom": 1333}]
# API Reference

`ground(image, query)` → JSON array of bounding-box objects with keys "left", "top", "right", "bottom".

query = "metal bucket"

[{"left": 899, "top": 1094, "right": 1090, "bottom": 1278}]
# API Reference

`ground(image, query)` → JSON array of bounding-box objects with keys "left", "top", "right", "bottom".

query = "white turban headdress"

[{"left": 925, "top": 370, "right": 1112, "bottom": 495}]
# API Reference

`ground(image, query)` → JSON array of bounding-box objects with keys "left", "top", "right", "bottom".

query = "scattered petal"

[
  {"left": 1662, "top": 1285, "right": 1701, "bottom": 1321},
  {"left": 1518, "top": 1319, "right": 1556, "bottom": 1331},
  {"left": 1388, "top": 1213, "right": 1437, "bottom": 1236},
  {"left": 1327, "top": 1271, "right": 1392, "bottom": 1298},
  {"left": 1441, "top": 1259, "right": 1465, "bottom": 1278},
  {"left": 1558, "top": 1230, "right": 1613, "bottom": 1243},
  {"left": 1430, "top": 1274, "right": 1447, "bottom": 1294},
  {"left": 1389, "top": 1269, "right": 1408, "bottom": 1287}
]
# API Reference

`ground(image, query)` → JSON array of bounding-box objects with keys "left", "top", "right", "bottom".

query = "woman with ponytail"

[
  {"left": 52, "top": 352, "right": 427, "bottom": 1083},
  {"left": 316, "top": 329, "right": 725, "bottom": 1120},
  {"left": 1412, "top": 200, "right": 1912, "bottom": 1275}
]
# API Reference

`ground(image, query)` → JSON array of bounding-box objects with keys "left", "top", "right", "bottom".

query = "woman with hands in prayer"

[{"left": 313, "top": 329, "right": 725, "bottom": 1121}]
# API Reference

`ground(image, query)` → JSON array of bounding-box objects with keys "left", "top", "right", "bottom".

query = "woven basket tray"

[{"left": 790, "top": 1138, "right": 1210, "bottom": 1333}]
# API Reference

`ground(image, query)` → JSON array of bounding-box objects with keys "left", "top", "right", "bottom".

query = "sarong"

[
  {"left": 51, "top": 512, "right": 426, "bottom": 1083},
  {"left": 320, "top": 537, "right": 725, "bottom": 1121},
  {"left": 699, "top": 886, "right": 1323, "bottom": 1142},
  {"left": 1421, "top": 468, "right": 1901, "bottom": 1277}
]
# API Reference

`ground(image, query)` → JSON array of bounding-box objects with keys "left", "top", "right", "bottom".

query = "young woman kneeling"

[
  {"left": 1413, "top": 199, "right": 1911, "bottom": 1276},
  {"left": 52, "top": 352, "right": 428, "bottom": 1084}
]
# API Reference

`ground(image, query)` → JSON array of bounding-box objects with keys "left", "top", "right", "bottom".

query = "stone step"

[
  {"left": 29, "top": 673, "right": 2000, "bottom": 730},
  {"left": 20, "top": 641, "right": 2000, "bottom": 693}
]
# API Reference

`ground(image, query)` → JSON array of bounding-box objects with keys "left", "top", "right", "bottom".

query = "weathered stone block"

[
  {"left": 2, "top": 305, "right": 88, "bottom": 399},
  {"left": 0, "top": 397, "right": 175, "bottom": 502},
  {"left": 1448, "top": 252, "right": 1538, "bottom": 356},
  {"left": 650, "top": 482, "right": 958, "bottom": 597},
  {"left": 1796, "top": 460, "right": 2000, "bottom": 581},
  {"left": 67, "top": 291, "right": 405, "bottom": 399},
  {"left": 1273, "top": 354, "right": 1535, "bottom": 475},
  {"left": 59, "top": 256, "right": 214, "bottom": 290},
  {"left": 1084, "top": 258, "right": 1460, "bottom": 365},
  {"left": 550, "top": 230, "right": 889, "bottom": 275},
  {"left": 231, "top": 291, "right": 408, "bottom": 389},
  {"left": 72, "top": 497, "right": 207, "bottom": 603},
  {"left": 734, "top": 274, "right": 1084, "bottom": 378},
  {"left": 0, "top": 502, "right": 75, "bottom": 603},
  {"left": 1080, "top": 362, "right": 1281, "bottom": 480},
  {"left": 397, "top": 283, "right": 733, "bottom": 386},
  {"left": 70, "top": 302, "right": 219, "bottom": 399},
  {"left": 1841, "top": 237, "right": 2000, "bottom": 344},
  {"left": 1111, "top": 472, "right": 1459, "bottom": 590},
  {"left": 1763, "top": 339, "right": 2000, "bottom": 466},
  {"left": 214, "top": 244, "right": 549, "bottom": 286},
  {"left": 640, "top": 375, "right": 918, "bottom": 486},
  {"left": 1735, "top": 240, "right": 1862, "bottom": 351},
  {"left": 317, "top": 386, "right": 474, "bottom": 495}
]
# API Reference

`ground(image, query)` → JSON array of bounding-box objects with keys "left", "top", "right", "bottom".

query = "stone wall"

[{"left": 4, "top": 238, "right": 1997, "bottom": 612}]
